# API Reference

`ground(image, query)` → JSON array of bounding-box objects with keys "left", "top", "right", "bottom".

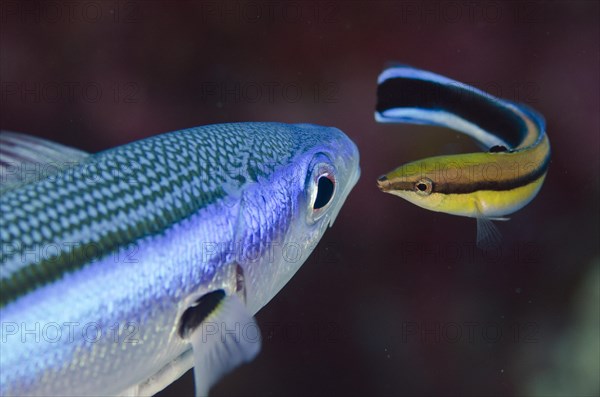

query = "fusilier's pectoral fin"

[{"left": 179, "top": 290, "right": 261, "bottom": 397}]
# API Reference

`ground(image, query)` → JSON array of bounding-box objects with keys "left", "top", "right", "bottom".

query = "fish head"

[
  {"left": 376, "top": 157, "right": 446, "bottom": 213},
  {"left": 236, "top": 123, "right": 360, "bottom": 314},
  {"left": 291, "top": 123, "right": 361, "bottom": 230}
]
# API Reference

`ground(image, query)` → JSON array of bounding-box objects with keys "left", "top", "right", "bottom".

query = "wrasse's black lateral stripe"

[
  {"left": 377, "top": 77, "right": 527, "bottom": 148},
  {"left": 434, "top": 152, "right": 550, "bottom": 194}
]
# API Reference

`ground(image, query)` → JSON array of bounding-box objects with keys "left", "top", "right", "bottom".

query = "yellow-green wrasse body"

[
  {"left": 375, "top": 66, "right": 550, "bottom": 247},
  {"left": 0, "top": 123, "right": 360, "bottom": 396}
]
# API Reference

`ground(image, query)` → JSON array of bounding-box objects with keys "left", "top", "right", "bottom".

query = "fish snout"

[{"left": 377, "top": 174, "right": 390, "bottom": 191}]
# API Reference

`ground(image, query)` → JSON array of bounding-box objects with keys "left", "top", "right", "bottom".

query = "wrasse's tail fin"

[
  {"left": 476, "top": 216, "right": 503, "bottom": 250},
  {"left": 375, "top": 65, "right": 520, "bottom": 150}
]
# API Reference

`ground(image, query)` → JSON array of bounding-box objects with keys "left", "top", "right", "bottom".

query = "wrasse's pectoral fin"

[
  {"left": 476, "top": 216, "right": 502, "bottom": 250},
  {"left": 179, "top": 290, "right": 261, "bottom": 397}
]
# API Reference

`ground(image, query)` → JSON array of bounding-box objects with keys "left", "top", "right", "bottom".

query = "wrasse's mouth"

[
  {"left": 377, "top": 175, "right": 390, "bottom": 192},
  {"left": 377, "top": 176, "right": 414, "bottom": 193}
]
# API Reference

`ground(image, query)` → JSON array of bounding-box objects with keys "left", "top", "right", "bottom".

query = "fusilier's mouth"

[{"left": 329, "top": 157, "right": 360, "bottom": 227}]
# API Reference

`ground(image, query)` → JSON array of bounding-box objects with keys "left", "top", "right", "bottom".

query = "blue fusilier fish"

[
  {"left": 375, "top": 66, "right": 550, "bottom": 247},
  {"left": 0, "top": 123, "right": 360, "bottom": 396}
]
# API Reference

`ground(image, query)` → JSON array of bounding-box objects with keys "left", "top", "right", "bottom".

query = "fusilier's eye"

[
  {"left": 306, "top": 154, "right": 337, "bottom": 224},
  {"left": 314, "top": 174, "right": 335, "bottom": 210},
  {"left": 414, "top": 177, "right": 433, "bottom": 196}
]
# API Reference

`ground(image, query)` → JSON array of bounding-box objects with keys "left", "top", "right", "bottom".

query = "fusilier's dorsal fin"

[{"left": 0, "top": 131, "right": 90, "bottom": 194}]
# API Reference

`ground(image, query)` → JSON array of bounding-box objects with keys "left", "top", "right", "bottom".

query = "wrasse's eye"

[
  {"left": 314, "top": 175, "right": 335, "bottom": 210},
  {"left": 414, "top": 178, "right": 433, "bottom": 196}
]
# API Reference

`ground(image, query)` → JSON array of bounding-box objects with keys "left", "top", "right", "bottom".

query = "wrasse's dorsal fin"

[
  {"left": 179, "top": 290, "right": 261, "bottom": 397},
  {"left": 0, "top": 131, "right": 89, "bottom": 194}
]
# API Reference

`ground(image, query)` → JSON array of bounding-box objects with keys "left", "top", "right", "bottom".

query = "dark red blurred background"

[{"left": 1, "top": 1, "right": 598, "bottom": 396}]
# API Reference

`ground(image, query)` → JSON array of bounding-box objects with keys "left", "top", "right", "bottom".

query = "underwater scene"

[{"left": 0, "top": 1, "right": 598, "bottom": 396}]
